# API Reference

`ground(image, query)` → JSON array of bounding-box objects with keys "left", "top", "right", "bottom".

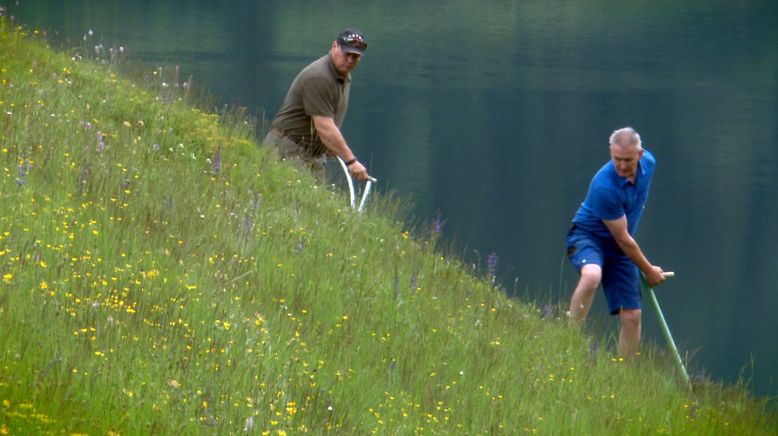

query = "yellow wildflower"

[{"left": 285, "top": 401, "right": 297, "bottom": 415}]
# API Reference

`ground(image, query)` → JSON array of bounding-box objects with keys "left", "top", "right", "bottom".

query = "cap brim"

[{"left": 338, "top": 43, "right": 364, "bottom": 56}]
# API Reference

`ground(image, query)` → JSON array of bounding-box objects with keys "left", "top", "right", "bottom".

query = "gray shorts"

[{"left": 264, "top": 130, "right": 326, "bottom": 180}]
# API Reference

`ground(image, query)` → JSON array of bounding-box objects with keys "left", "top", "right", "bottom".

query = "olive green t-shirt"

[{"left": 270, "top": 54, "right": 351, "bottom": 157}]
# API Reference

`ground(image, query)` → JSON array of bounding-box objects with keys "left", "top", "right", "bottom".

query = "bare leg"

[
  {"left": 568, "top": 264, "right": 602, "bottom": 324},
  {"left": 618, "top": 308, "right": 642, "bottom": 360}
]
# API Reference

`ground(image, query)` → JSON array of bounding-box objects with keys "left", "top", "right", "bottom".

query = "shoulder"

[
  {"left": 592, "top": 161, "right": 618, "bottom": 188},
  {"left": 589, "top": 163, "right": 622, "bottom": 201},
  {"left": 296, "top": 58, "right": 336, "bottom": 89},
  {"left": 299, "top": 56, "right": 333, "bottom": 80},
  {"left": 640, "top": 148, "right": 656, "bottom": 173}
]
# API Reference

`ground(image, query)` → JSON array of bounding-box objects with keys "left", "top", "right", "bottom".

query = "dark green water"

[{"left": 6, "top": 0, "right": 777, "bottom": 398}]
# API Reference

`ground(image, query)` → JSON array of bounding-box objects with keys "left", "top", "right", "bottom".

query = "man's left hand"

[
  {"left": 349, "top": 160, "right": 369, "bottom": 181},
  {"left": 645, "top": 265, "right": 666, "bottom": 287}
]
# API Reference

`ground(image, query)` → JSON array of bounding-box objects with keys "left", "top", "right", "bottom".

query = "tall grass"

[{"left": 0, "top": 18, "right": 775, "bottom": 434}]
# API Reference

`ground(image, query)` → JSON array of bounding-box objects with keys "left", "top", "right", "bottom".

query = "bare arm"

[
  {"left": 603, "top": 215, "right": 666, "bottom": 287},
  {"left": 312, "top": 115, "right": 368, "bottom": 180}
]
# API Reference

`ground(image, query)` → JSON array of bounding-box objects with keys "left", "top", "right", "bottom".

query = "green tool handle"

[{"left": 641, "top": 273, "right": 691, "bottom": 388}]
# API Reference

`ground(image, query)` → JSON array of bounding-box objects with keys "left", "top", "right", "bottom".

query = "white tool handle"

[
  {"left": 336, "top": 156, "right": 356, "bottom": 208},
  {"left": 337, "top": 157, "right": 376, "bottom": 213},
  {"left": 357, "top": 177, "right": 378, "bottom": 213}
]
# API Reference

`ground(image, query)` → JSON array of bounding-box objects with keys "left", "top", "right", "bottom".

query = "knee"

[
  {"left": 580, "top": 264, "right": 602, "bottom": 286},
  {"left": 620, "top": 309, "right": 641, "bottom": 328}
]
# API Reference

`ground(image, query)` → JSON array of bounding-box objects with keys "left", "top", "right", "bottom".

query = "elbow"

[
  {"left": 313, "top": 123, "right": 334, "bottom": 143},
  {"left": 614, "top": 235, "right": 636, "bottom": 250}
]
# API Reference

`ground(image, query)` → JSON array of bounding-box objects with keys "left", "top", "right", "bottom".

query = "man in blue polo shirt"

[{"left": 566, "top": 127, "right": 667, "bottom": 359}]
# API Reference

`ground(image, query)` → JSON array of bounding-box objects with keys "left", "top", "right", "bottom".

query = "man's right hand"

[
  {"left": 645, "top": 265, "right": 666, "bottom": 287},
  {"left": 349, "top": 160, "right": 369, "bottom": 181}
]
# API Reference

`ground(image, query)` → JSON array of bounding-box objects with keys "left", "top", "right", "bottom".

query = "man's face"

[
  {"left": 610, "top": 144, "right": 643, "bottom": 179},
  {"left": 330, "top": 42, "right": 362, "bottom": 76}
]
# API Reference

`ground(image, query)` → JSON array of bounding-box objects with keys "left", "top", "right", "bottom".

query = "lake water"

[{"left": 6, "top": 0, "right": 777, "bottom": 398}]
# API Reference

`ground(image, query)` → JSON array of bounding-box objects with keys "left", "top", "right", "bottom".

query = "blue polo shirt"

[{"left": 572, "top": 149, "right": 655, "bottom": 241}]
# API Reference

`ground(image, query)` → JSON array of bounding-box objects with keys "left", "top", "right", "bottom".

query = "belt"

[
  {"left": 270, "top": 128, "right": 289, "bottom": 139},
  {"left": 271, "top": 129, "right": 327, "bottom": 157},
  {"left": 269, "top": 128, "right": 302, "bottom": 148}
]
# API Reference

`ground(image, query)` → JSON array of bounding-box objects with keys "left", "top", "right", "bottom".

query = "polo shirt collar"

[
  {"left": 617, "top": 157, "right": 646, "bottom": 186},
  {"left": 327, "top": 54, "right": 351, "bottom": 84}
]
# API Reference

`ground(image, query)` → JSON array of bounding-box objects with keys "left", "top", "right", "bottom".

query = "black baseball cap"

[{"left": 336, "top": 28, "right": 367, "bottom": 56}]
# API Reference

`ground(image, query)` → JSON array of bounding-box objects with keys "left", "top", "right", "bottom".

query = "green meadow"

[{"left": 0, "top": 18, "right": 775, "bottom": 435}]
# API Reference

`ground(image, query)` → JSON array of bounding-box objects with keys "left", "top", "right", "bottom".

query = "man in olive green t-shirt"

[{"left": 265, "top": 28, "right": 369, "bottom": 181}]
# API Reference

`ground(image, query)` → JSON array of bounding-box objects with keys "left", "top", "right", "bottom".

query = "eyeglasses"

[{"left": 339, "top": 33, "right": 367, "bottom": 51}]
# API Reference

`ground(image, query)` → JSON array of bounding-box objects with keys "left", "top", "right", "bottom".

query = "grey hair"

[{"left": 609, "top": 127, "right": 642, "bottom": 150}]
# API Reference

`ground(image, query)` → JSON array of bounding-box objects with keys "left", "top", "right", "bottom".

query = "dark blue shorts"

[{"left": 566, "top": 228, "right": 641, "bottom": 315}]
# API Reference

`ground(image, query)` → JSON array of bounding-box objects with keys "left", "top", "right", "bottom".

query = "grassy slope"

[{"left": 0, "top": 19, "right": 775, "bottom": 435}]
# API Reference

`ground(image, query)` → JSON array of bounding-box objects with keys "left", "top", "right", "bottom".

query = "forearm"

[
  {"left": 313, "top": 116, "right": 356, "bottom": 161},
  {"left": 615, "top": 235, "right": 653, "bottom": 273},
  {"left": 603, "top": 216, "right": 665, "bottom": 286}
]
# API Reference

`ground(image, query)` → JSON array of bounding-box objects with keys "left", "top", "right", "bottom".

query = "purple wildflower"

[
  {"left": 431, "top": 214, "right": 446, "bottom": 236},
  {"left": 589, "top": 340, "right": 600, "bottom": 362},
  {"left": 211, "top": 148, "right": 222, "bottom": 174},
  {"left": 486, "top": 252, "right": 498, "bottom": 282},
  {"left": 541, "top": 304, "right": 551, "bottom": 320},
  {"left": 77, "top": 165, "right": 89, "bottom": 194},
  {"left": 15, "top": 159, "right": 30, "bottom": 186},
  {"left": 243, "top": 216, "right": 253, "bottom": 234},
  {"left": 96, "top": 130, "right": 105, "bottom": 154}
]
